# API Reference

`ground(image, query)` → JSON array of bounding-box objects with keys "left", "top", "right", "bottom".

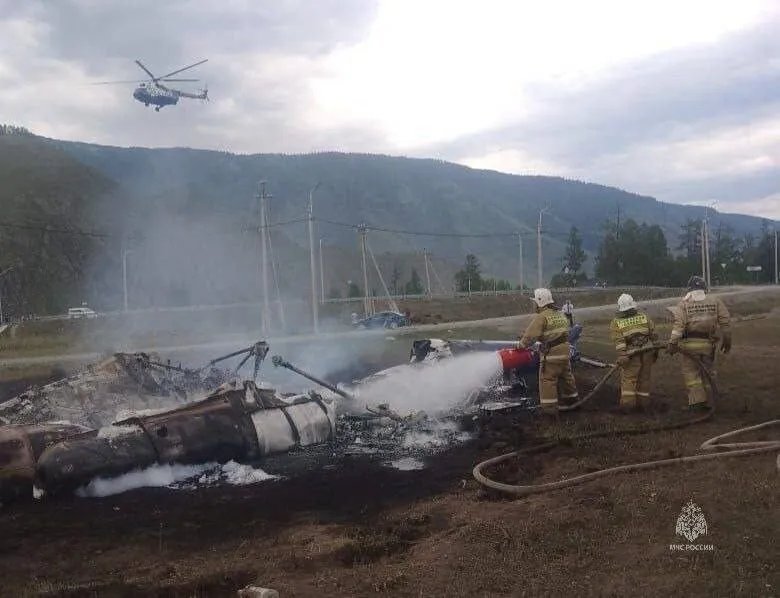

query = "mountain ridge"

[{"left": 1, "top": 131, "right": 776, "bottom": 315}]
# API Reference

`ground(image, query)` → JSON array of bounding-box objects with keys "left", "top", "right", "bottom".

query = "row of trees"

[
  {"left": 449, "top": 217, "right": 777, "bottom": 292},
  {"left": 593, "top": 218, "right": 777, "bottom": 286},
  {"left": 454, "top": 254, "right": 514, "bottom": 292},
  {"left": 0, "top": 125, "right": 32, "bottom": 136}
]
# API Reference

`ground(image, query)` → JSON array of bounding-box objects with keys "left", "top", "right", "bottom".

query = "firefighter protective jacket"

[
  {"left": 518, "top": 307, "right": 570, "bottom": 362},
  {"left": 669, "top": 292, "right": 731, "bottom": 344},
  {"left": 609, "top": 311, "right": 657, "bottom": 357}
]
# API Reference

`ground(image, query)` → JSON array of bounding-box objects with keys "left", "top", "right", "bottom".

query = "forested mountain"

[
  {"left": 0, "top": 133, "right": 118, "bottom": 315},
  {"left": 0, "top": 130, "right": 776, "bottom": 316}
]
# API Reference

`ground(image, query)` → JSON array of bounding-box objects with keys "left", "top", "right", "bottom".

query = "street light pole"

[
  {"left": 319, "top": 238, "right": 325, "bottom": 303},
  {"left": 775, "top": 228, "right": 778, "bottom": 285},
  {"left": 537, "top": 205, "right": 550, "bottom": 288},
  {"left": 122, "top": 249, "right": 133, "bottom": 312},
  {"left": 517, "top": 232, "right": 524, "bottom": 292},
  {"left": 308, "top": 183, "right": 321, "bottom": 333},
  {"left": 257, "top": 181, "right": 272, "bottom": 335}
]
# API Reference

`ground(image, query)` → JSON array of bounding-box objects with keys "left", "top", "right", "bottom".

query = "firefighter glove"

[
  {"left": 720, "top": 332, "right": 732, "bottom": 354},
  {"left": 616, "top": 355, "right": 629, "bottom": 366}
]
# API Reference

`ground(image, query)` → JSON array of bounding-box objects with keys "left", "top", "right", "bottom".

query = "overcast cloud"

[{"left": 0, "top": 0, "right": 778, "bottom": 220}]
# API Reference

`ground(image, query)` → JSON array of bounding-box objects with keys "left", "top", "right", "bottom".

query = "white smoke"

[{"left": 349, "top": 351, "right": 503, "bottom": 416}]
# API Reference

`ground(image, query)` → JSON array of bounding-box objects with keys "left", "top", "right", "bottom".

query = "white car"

[{"left": 67, "top": 307, "right": 98, "bottom": 319}]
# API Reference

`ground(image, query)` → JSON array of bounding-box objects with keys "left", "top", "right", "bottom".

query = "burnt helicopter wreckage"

[
  {"left": 0, "top": 342, "right": 274, "bottom": 429},
  {"left": 1, "top": 328, "right": 609, "bottom": 504},
  {"left": 0, "top": 341, "right": 275, "bottom": 502}
]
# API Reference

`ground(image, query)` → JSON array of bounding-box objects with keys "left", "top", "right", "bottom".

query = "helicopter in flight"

[{"left": 95, "top": 59, "right": 209, "bottom": 111}]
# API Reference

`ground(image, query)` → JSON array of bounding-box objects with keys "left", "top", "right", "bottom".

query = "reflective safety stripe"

[
  {"left": 540, "top": 398, "right": 558, "bottom": 405},
  {"left": 685, "top": 379, "right": 704, "bottom": 388},
  {"left": 615, "top": 314, "right": 649, "bottom": 331},
  {"left": 681, "top": 339, "right": 712, "bottom": 349},
  {"left": 544, "top": 354, "right": 570, "bottom": 362},
  {"left": 636, "top": 392, "right": 650, "bottom": 397},
  {"left": 542, "top": 311, "right": 570, "bottom": 344},
  {"left": 561, "top": 394, "right": 579, "bottom": 400},
  {"left": 615, "top": 313, "right": 651, "bottom": 348}
]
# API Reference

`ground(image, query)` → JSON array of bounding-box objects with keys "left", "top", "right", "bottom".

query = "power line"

[
  {"left": 316, "top": 217, "right": 571, "bottom": 239},
  {"left": 0, "top": 216, "right": 309, "bottom": 240}
]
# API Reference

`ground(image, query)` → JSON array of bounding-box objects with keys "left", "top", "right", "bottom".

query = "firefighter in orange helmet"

[{"left": 516, "top": 288, "right": 579, "bottom": 416}]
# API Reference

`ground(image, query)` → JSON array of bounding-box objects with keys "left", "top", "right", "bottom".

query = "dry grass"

[{"left": 2, "top": 302, "right": 778, "bottom": 598}]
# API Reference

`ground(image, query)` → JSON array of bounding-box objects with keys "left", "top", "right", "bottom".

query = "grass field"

[{"left": 0, "top": 290, "right": 778, "bottom": 597}]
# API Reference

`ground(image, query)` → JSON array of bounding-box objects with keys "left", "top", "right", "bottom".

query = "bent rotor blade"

[
  {"left": 158, "top": 59, "right": 208, "bottom": 80},
  {"left": 135, "top": 59, "right": 157, "bottom": 80}
]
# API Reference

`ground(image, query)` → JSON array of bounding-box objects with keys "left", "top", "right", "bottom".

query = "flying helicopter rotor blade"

[
  {"left": 159, "top": 78, "right": 200, "bottom": 82},
  {"left": 134, "top": 59, "right": 157, "bottom": 80},
  {"left": 157, "top": 58, "right": 208, "bottom": 80},
  {"left": 90, "top": 80, "right": 150, "bottom": 85}
]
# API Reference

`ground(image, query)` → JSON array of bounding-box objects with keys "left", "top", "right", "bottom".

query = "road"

[{"left": 1, "top": 285, "right": 777, "bottom": 369}]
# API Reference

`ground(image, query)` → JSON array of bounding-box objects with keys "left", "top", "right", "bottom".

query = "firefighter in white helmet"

[
  {"left": 516, "top": 288, "right": 579, "bottom": 416},
  {"left": 609, "top": 293, "right": 659, "bottom": 410},
  {"left": 667, "top": 276, "right": 731, "bottom": 411}
]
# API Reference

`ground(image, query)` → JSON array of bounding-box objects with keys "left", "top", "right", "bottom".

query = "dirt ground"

[{"left": 1, "top": 304, "right": 778, "bottom": 597}]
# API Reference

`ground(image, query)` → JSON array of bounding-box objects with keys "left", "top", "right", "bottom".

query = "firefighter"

[
  {"left": 667, "top": 275, "right": 731, "bottom": 410},
  {"left": 516, "top": 288, "right": 579, "bottom": 416},
  {"left": 609, "top": 293, "right": 658, "bottom": 410}
]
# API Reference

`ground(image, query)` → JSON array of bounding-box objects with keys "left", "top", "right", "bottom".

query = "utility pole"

[
  {"left": 537, "top": 205, "right": 550, "bottom": 288},
  {"left": 700, "top": 220, "right": 707, "bottom": 284},
  {"left": 423, "top": 249, "right": 432, "bottom": 298},
  {"left": 517, "top": 232, "right": 524, "bottom": 293},
  {"left": 308, "top": 183, "right": 321, "bottom": 333},
  {"left": 122, "top": 247, "right": 133, "bottom": 312},
  {"left": 257, "top": 181, "right": 272, "bottom": 336},
  {"left": 775, "top": 229, "right": 779, "bottom": 285},
  {"left": 359, "top": 223, "right": 371, "bottom": 317},
  {"left": 319, "top": 238, "right": 325, "bottom": 302}
]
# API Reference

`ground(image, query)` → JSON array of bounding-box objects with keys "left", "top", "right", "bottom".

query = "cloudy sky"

[{"left": 1, "top": 0, "right": 778, "bottom": 219}]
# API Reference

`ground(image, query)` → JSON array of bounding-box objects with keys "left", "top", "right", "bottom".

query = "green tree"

[
  {"left": 595, "top": 218, "right": 674, "bottom": 285},
  {"left": 347, "top": 281, "right": 362, "bottom": 297},
  {"left": 454, "top": 254, "right": 483, "bottom": 292},
  {"left": 390, "top": 262, "right": 401, "bottom": 295},
  {"left": 561, "top": 226, "right": 587, "bottom": 285},
  {"left": 405, "top": 268, "right": 424, "bottom": 294}
]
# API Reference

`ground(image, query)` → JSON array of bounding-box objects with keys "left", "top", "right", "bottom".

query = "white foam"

[
  {"left": 387, "top": 457, "right": 425, "bottom": 470},
  {"left": 221, "top": 460, "right": 277, "bottom": 485},
  {"left": 74, "top": 460, "right": 278, "bottom": 498}
]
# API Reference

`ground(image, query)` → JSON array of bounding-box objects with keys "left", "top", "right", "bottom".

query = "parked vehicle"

[
  {"left": 67, "top": 307, "right": 97, "bottom": 319},
  {"left": 353, "top": 310, "right": 410, "bottom": 330}
]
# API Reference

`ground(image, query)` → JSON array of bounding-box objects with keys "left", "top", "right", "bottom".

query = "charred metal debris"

[{"left": 1, "top": 330, "right": 608, "bottom": 504}]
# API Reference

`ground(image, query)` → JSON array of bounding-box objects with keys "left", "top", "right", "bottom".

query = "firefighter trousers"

[
  {"left": 680, "top": 340, "right": 716, "bottom": 406},
  {"left": 619, "top": 352, "right": 654, "bottom": 408},
  {"left": 539, "top": 357, "right": 578, "bottom": 413}
]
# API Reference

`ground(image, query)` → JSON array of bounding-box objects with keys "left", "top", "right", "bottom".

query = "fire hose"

[{"left": 472, "top": 344, "right": 780, "bottom": 496}]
